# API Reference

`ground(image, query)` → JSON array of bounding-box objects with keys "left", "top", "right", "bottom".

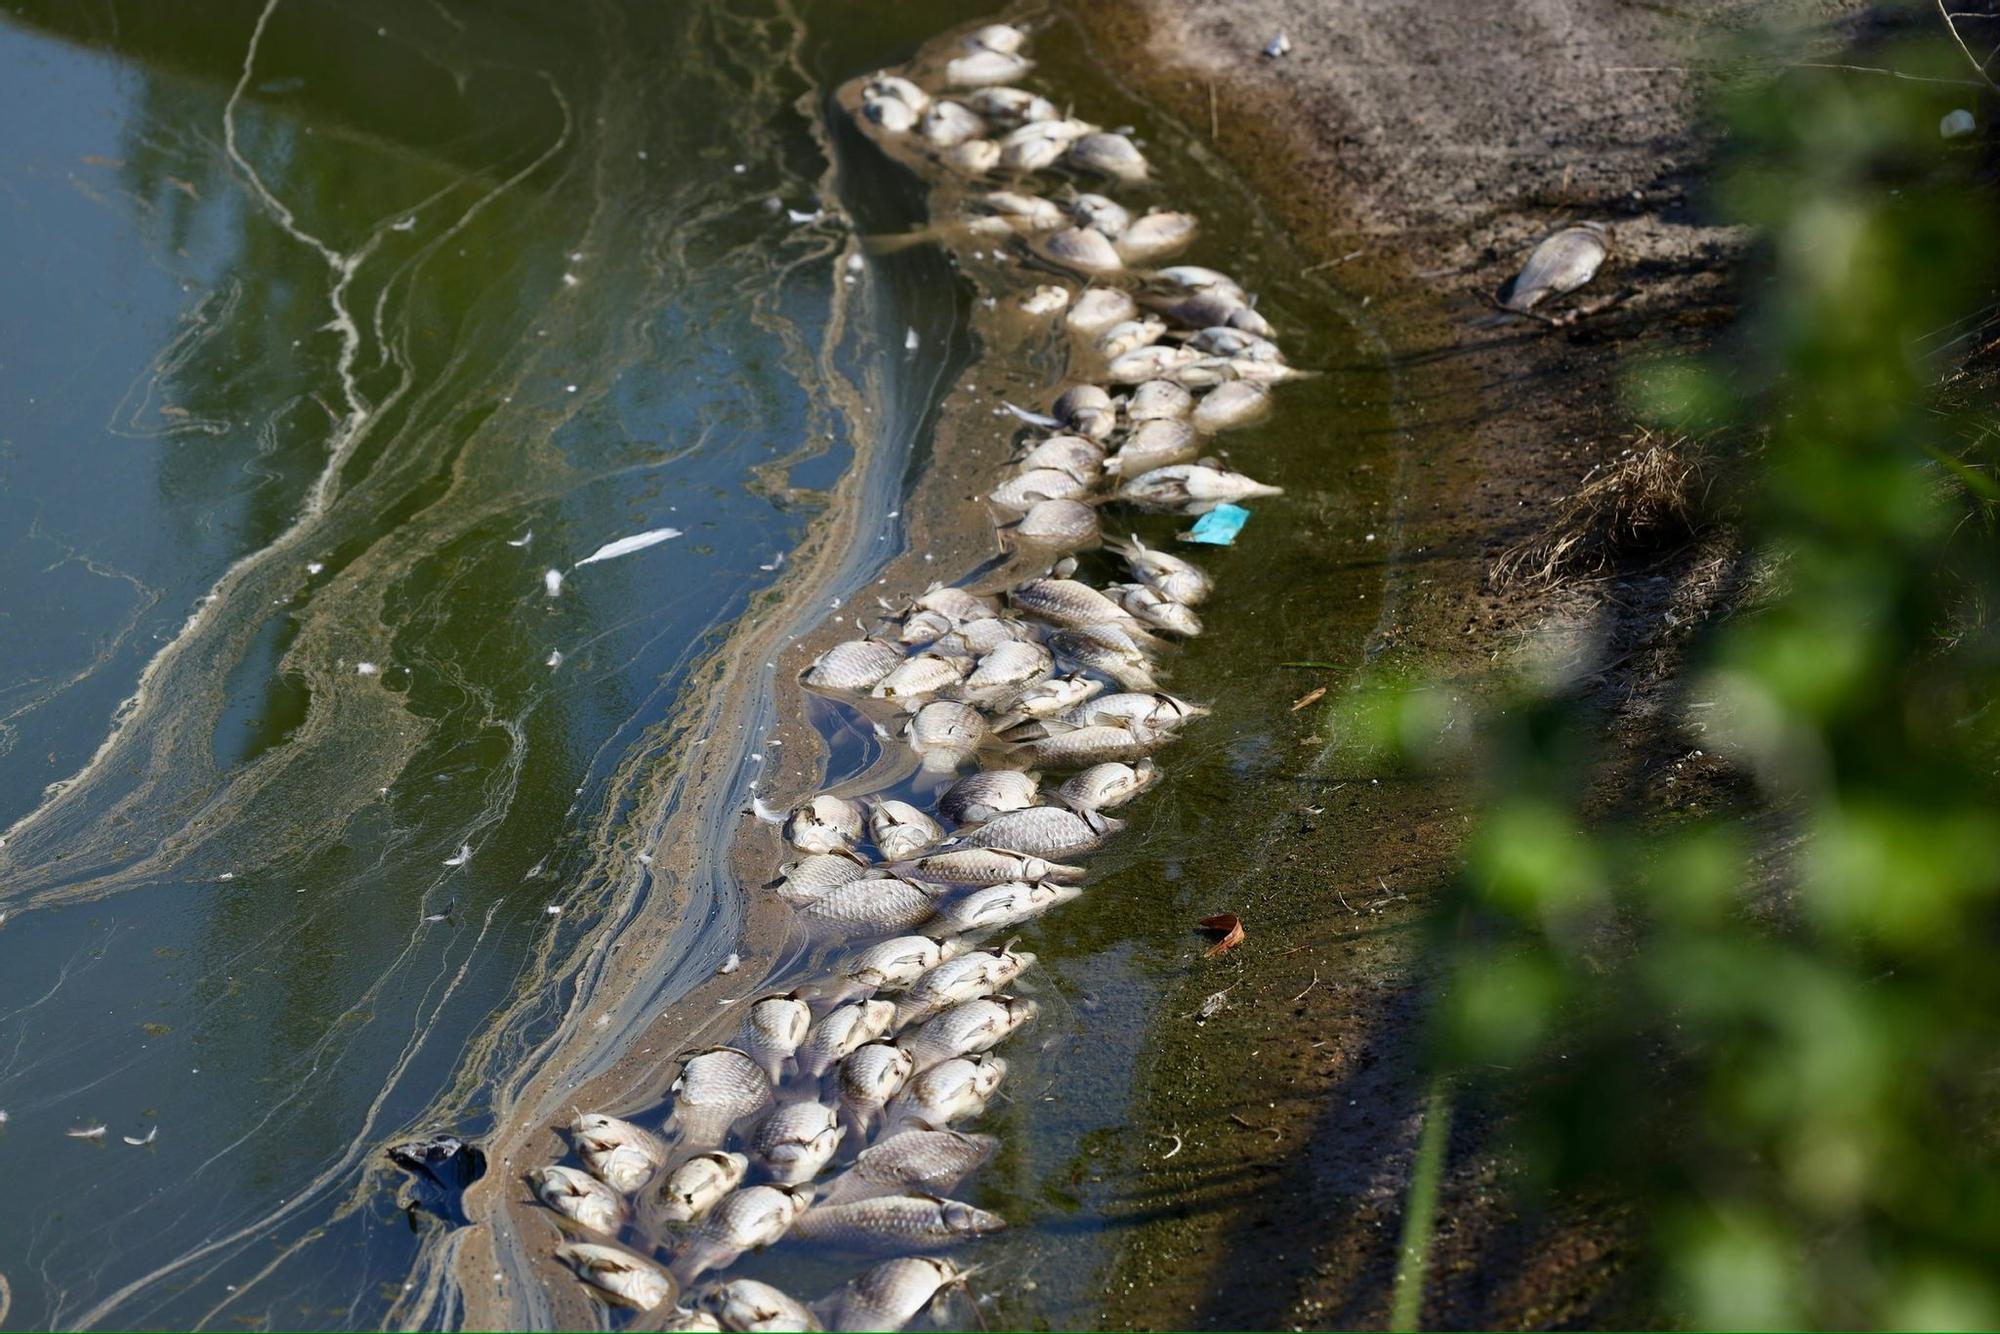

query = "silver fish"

[
  {"left": 937, "top": 769, "right": 1040, "bottom": 826},
  {"left": 915, "top": 583, "right": 998, "bottom": 624},
  {"left": 838, "top": 1041, "right": 916, "bottom": 1139},
  {"left": 868, "top": 799, "right": 943, "bottom": 860},
  {"left": 1117, "top": 463, "right": 1282, "bottom": 513},
  {"left": 573, "top": 1112, "right": 668, "bottom": 1194},
  {"left": 1152, "top": 265, "right": 1246, "bottom": 300},
  {"left": 531, "top": 1164, "right": 627, "bottom": 1235},
  {"left": 1044, "top": 625, "right": 1158, "bottom": 691},
  {"left": 1106, "top": 419, "right": 1199, "bottom": 475},
  {"left": 749, "top": 1102, "right": 845, "bottom": 1185},
  {"left": 786, "top": 795, "right": 864, "bottom": 855},
  {"left": 885, "top": 1055, "right": 1009, "bottom": 1132},
  {"left": 668, "top": 1047, "right": 773, "bottom": 1149},
  {"left": 1190, "top": 325, "right": 1286, "bottom": 363},
  {"left": 1067, "top": 131, "right": 1148, "bottom": 181},
  {"left": 797, "top": 1000, "right": 898, "bottom": 1082},
  {"left": 672, "top": 1184, "right": 814, "bottom": 1284},
  {"left": 1011, "top": 499, "right": 1101, "bottom": 548},
  {"left": 1056, "top": 758, "right": 1161, "bottom": 811},
  {"left": 1156, "top": 291, "right": 1273, "bottom": 337},
  {"left": 1112, "top": 535, "right": 1212, "bottom": 604},
  {"left": 816, "top": 1129, "right": 999, "bottom": 1207},
  {"left": 999, "top": 129, "right": 1071, "bottom": 172},
  {"left": 1115, "top": 210, "right": 1199, "bottom": 263},
  {"left": 1015, "top": 433, "right": 1104, "bottom": 482},
  {"left": 1126, "top": 379, "right": 1194, "bottom": 422},
  {"left": 1069, "top": 192, "right": 1132, "bottom": 238},
  {"left": 1106, "top": 345, "right": 1201, "bottom": 385},
  {"left": 663, "top": 1309, "right": 727, "bottom": 1333},
  {"left": 966, "top": 22, "right": 1026, "bottom": 55},
  {"left": 701, "top": 1278, "right": 820, "bottom": 1333},
  {"left": 1065, "top": 289, "right": 1138, "bottom": 335},
  {"left": 947, "top": 804, "right": 1123, "bottom": 857},
  {"left": 931, "top": 617, "right": 1037, "bottom": 658},
  {"left": 817, "top": 1256, "right": 965, "bottom": 1333},
  {"left": 656, "top": 1151, "right": 749, "bottom": 1223},
  {"left": 967, "top": 86, "right": 1057, "bottom": 129},
  {"left": 898, "top": 607, "right": 953, "bottom": 645},
  {"left": 740, "top": 994, "right": 811, "bottom": 1084},
  {"left": 944, "top": 49, "right": 1032, "bottom": 89},
  {"left": 804, "top": 639, "right": 902, "bottom": 691},
  {"left": 797, "top": 876, "right": 941, "bottom": 933},
  {"left": 838, "top": 935, "right": 958, "bottom": 994},
  {"left": 1059, "top": 690, "right": 1205, "bottom": 731},
  {"left": 1039, "top": 227, "right": 1122, "bottom": 276},
  {"left": 1011, "top": 719, "right": 1162, "bottom": 768},
  {"left": 962, "top": 640, "right": 1052, "bottom": 695},
  {"left": 1094, "top": 317, "right": 1168, "bottom": 361},
  {"left": 793, "top": 1193, "right": 1005, "bottom": 1252},
  {"left": 1010, "top": 577, "right": 1134, "bottom": 630},
  {"left": 991, "top": 467, "right": 1089, "bottom": 511},
  {"left": 998, "top": 116, "right": 1095, "bottom": 152},
  {"left": 941, "top": 139, "right": 999, "bottom": 175},
  {"left": 1051, "top": 383, "right": 1117, "bottom": 440},
  {"left": 776, "top": 851, "right": 872, "bottom": 905},
  {"left": 862, "top": 96, "right": 918, "bottom": 135},
  {"left": 557, "top": 1242, "right": 675, "bottom": 1311},
  {"left": 896, "top": 949, "right": 1036, "bottom": 1027},
  {"left": 927, "top": 880, "right": 1078, "bottom": 936},
  {"left": 1190, "top": 380, "right": 1272, "bottom": 433},
  {"left": 969, "top": 188, "right": 1063, "bottom": 233},
  {"left": 1018, "top": 284, "right": 1071, "bottom": 315},
  {"left": 905, "top": 701, "right": 986, "bottom": 772},
  {"left": 900, "top": 847, "right": 1082, "bottom": 887},
  {"left": 999, "top": 673, "right": 1103, "bottom": 721},
  {"left": 1504, "top": 222, "right": 1608, "bottom": 311},
  {"left": 919, "top": 100, "right": 984, "bottom": 149},
  {"left": 862, "top": 76, "right": 929, "bottom": 116},
  {"left": 1109, "top": 582, "right": 1203, "bottom": 636},
  {"left": 871, "top": 652, "right": 967, "bottom": 702},
  {"left": 901, "top": 996, "right": 1038, "bottom": 1073}
]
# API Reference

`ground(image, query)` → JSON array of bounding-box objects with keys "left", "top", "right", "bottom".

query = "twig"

[
  {"left": 1159, "top": 1132, "right": 1184, "bottom": 1160},
  {"left": 1937, "top": 0, "right": 2000, "bottom": 91},
  {"left": 1290, "top": 971, "right": 1320, "bottom": 1004},
  {"left": 1207, "top": 80, "right": 1218, "bottom": 139},
  {"left": 1303, "top": 248, "right": 1366, "bottom": 275}
]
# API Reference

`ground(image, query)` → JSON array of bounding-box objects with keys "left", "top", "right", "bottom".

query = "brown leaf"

[
  {"left": 1290, "top": 686, "right": 1327, "bottom": 712},
  {"left": 1198, "top": 912, "right": 1245, "bottom": 958}
]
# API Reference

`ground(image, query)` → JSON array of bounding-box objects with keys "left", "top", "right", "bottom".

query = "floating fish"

[
  {"left": 837, "top": 1041, "right": 917, "bottom": 1140},
  {"left": 1059, "top": 690, "right": 1206, "bottom": 731},
  {"left": 1111, "top": 535, "right": 1212, "bottom": 604},
  {"left": 667, "top": 1047, "right": 773, "bottom": 1149},
  {"left": 1117, "top": 463, "right": 1282, "bottom": 514},
  {"left": 885, "top": 1055, "right": 1008, "bottom": 1133},
  {"left": 1018, "top": 284, "right": 1071, "bottom": 315},
  {"left": 1094, "top": 317, "right": 1168, "bottom": 361},
  {"left": 1065, "top": 289, "right": 1139, "bottom": 336},
  {"left": 1109, "top": 582, "right": 1203, "bottom": 637},
  {"left": 787, "top": 795, "right": 865, "bottom": 855},
  {"left": 573, "top": 1112, "right": 668, "bottom": 1194},
  {"left": 1010, "top": 498, "right": 1101, "bottom": 548},
  {"left": 529, "top": 1164, "right": 627, "bottom": 1235},
  {"left": 1015, "top": 434, "right": 1105, "bottom": 482},
  {"left": 796, "top": 876, "right": 941, "bottom": 934},
  {"left": 1106, "top": 345, "right": 1201, "bottom": 385},
  {"left": 1127, "top": 379, "right": 1194, "bottom": 422},
  {"left": 793, "top": 1192, "right": 1006, "bottom": 1252},
  {"left": 544, "top": 569, "right": 565, "bottom": 598},
  {"left": 749, "top": 1102, "right": 845, "bottom": 1185},
  {"left": 896, "top": 948, "right": 1036, "bottom": 1027},
  {"left": 937, "top": 769, "right": 1040, "bottom": 826},
  {"left": 990, "top": 467, "right": 1090, "bottom": 511},
  {"left": 1010, "top": 577, "right": 1136, "bottom": 631},
  {"left": 1010, "top": 717, "right": 1161, "bottom": 768},
  {"left": 817, "top": 1256, "right": 966, "bottom": 1333},
  {"left": 905, "top": 701, "right": 986, "bottom": 772},
  {"left": 1043, "top": 625, "right": 1158, "bottom": 691},
  {"left": 945, "top": 804, "right": 1123, "bottom": 858},
  {"left": 557, "top": 1242, "right": 675, "bottom": 1311},
  {"left": 837, "top": 935, "right": 958, "bottom": 995},
  {"left": 816, "top": 1130, "right": 1000, "bottom": 1207},
  {"left": 940, "top": 139, "right": 999, "bottom": 174},
  {"left": 900, "top": 996, "right": 1037, "bottom": 1073},
  {"left": 797, "top": 1000, "right": 898, "bottom": 1081},
  {"left": 740, "top": 994, "right": 812, "bottom": 1084},
  {"left": 944, "top": 48, "right": 1032, "bottom": 89},
  {"left": 962, "top": 640, "right": 1053, "bottom": 696},
  {"left": 870, "top": 652, "right": 967, "bottom": 702},
  {"left": 926, "top": 880, "right": 1078, "bottom": 936},
  {"left": 1067, "top": 130, "right": 1148, "bottom": 181},
  {"left": 998, "top": 673, "right": 1103, "bottom": 722},
  {"left": 899, "top": 847, "right": 1082, "bottom": 887},
  {"left": 1116, "top": 210, "right": 1199, "bottom": 263},
  {"left": 671, "top": 1184, "right": 814, "bottom": 1284},
  {"left": 775, "top": 851, "right": 873, "bottom": 905},
  {"left": 1106, "top": 419, "right": 1200, "bottom": 475},
  {"left": 1056, "top": 759, "right": 1160, "bottom": 811},
  {"left": 656, "top": 1151, "right": 749, "bottom": 1223},
  {"left": 1069, "top": 192, "right": 1132, "bottom": 238},
  {"left": 576, "top": 527, "right": 682, "bottom": 567},
  {"left": 967, "top": 87, "right": 1058, "bottom": 130},
  {"left": 867, "top": 799, "right": 943, "bottom": 860},
  {"left": 701, "top": 1278, "right": 821, "bottom": 1333},
  {"left": 919, "top": 100, "right": 985, "bottom": 149}
]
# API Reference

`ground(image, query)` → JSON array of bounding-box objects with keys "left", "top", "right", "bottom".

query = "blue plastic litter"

[{"left": 1180, "top": 503, "right": 1251, "bottom": 546}]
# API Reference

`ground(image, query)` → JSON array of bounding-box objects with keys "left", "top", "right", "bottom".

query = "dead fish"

[
  {"left": 1112, "top": 534, "right": 1212, "bottom": 604},
  {"left": 776, "top": 851, "right": 872, "bottom": 905},
  {"left": 896, "top": 948, "right": 1036, "bottom": 1027},
  {"left": 805, "top": 639, "right": 902, "bottom": 691},
  {"left": 919, "top": 100, "right": 985, "bottom": 149},
  {"left": 871, "top": 652, "right": 967, "bottom": 702},
  {"left": 574, "top": 1113, "right": 668, "bottom": 1194},
  {"left": 667, "top": 1047, "right": 773, "bottom": 1149},
  {"left": 1094, "top": 317, "right": 1168, "bottom": 361},
  {"left": 1059, "top": 690, "right": 1207, "bottom": 731},
  {"left": 816, "top": 1129, "right": 999, "bottom": 1207},
  {"left": 916, "top": 583, "right": 998, "bottom": 624},
  {"left": 927, "top": 879, "right": 1078, "bottom": 936},
  {"left": 672, "top": 1183, "right": 814, "bottom": 1284},
  {"left": 962, "top": 640, "right": 1053, "bottom": 695},
  {"left": 557, "top": 1242, "right": 675, "bottom": 1311},
  {"left": 898, "top": 607, "right": 953, "bottom": 645},
  {"left": 787, "top": 795, "right": 864, "bottom": 855},
  {"left": 1106, "top": 419, "right": 1199, "bottom": 475},
  {"left": 1190, "top": 379, "right": 1271, "bottom": 434},
  {"left": 990, "top": 467, "right": 1089, "bottom": 511},
  {"left": 530, "top": 1164, "right": 627, "bottom": 1235},
  {"left": 1127, "top": 379, "right": 1193, "bottom": 422},
  {"left": 862, "top": 76, "right": 930, "bottom": 116},
  {"left": 967, "top": 85, "right": 1056, "bottom": 129},
  {"left": 1117, "top": 463, "right": 1282, "bottom": 513},
  {"left": 1011, "top": 718, "right": 1161, "bottom": 768},
  {"left": 937, "top": 769, "right": 1040, "bottom": 826},
  {"left": 702, "top": 1278, "right": 821, "bottom": 1333},
  {"left": 1018, "top": 284, "right": 1071, "bottom": 315},
  {"left": 1056, "top": 758, "right": 1161, "bottom": 811},
  {"left": 884, "top": 1055, "right": 1009, "bottom": 1132},
  {"left": 868, "top": 799, "right": 943, "bottom": 860},
  {"left": 862, "top": 96, "right": 918, "bottom": 135},
  {"left": 999, "top": 673, "right": 1103, "bottom": 721},
  {"left": 899, "top": 847, "right": 1082, "bottom": 887},
  {"left": 1069, "top": 192, "right": 1132, "bottom": 238},
  {"left": 1503, "top": 222, "right": 1608, "bottom": 312},
  {"left": 968, "top": 189, "right": 1064, "bottom": 233},
  {"left": 1157, "top": 291, "right": 1273, "bottom": 338},
  {"left": 818, "top": 1256, "right": 966, "bottom": 1333},
  {"left": 901, "top": 996, "right": 1038, "bottom": 1073},
  {"left": 1106, "top": 345, "right": 1201, "bottom": 385},
  {"left": 1152, "top": 265, "right": 1246, "bottom": 300},
  {"left": 838, "top": 935, "right": 958, "bottom": 995},
  {"left": 932, "top": 617, "right": 1037, "bottom": 657},
  {"left": 750, "top": 1102, "right": 845, "bottom": 1185},
  {"left": 1044, "top": 625, "right": 1158, "bottom": 691},
  {"left": 1067, "top": 130, "right": 1148, "bottom": 181},
  {"left": 1015, "top": 433, "right": 1104, "bottom": 482},
  {"left": 965, "top": 22, "right": 1027, "bottom": 55},
  {"left": 945, "top": 49, "right": 1032, "bottom": 88},
  {"left": 664, "top": 1309, "right": 728, "bottom": 1333},
  {"left": 1190, "top": 325, "right": 1284, "bottom": 362},
  {"left": 905, "top": 701, "right": 986, "bottom": 772},
  {"left": 1109, "top": 582, "right": 1203, "bottom": 636},
  {"left": 798, "top": 999, "right": 899, "bottom": 1082},
  {"left": 741, "top": 994, "right": 812, "bottom": 1084},
  {"left": 1038, "top": 227, "right": 1123, "bottom": 276},
  {"left": 941, "top": 139, "right": 999, "bottom": 174},
  {"left": 657, "top": 1151, "right": 749, "bottom": 1223},
  {"left": 1010, "top": 577, "right": 1136, "bottom": 630},
  {"left": 1115, "top": 210, "right": 1199, "bottom": 263},
  {"left": 1066, "top": 288, "right": 1139, "bottom": 336},
  {"left": 1011, "top": 498, "right": 1102, "bottom": 548},
  {"left": 794, "top": 1192, "right": 1005, "bottom": 1252},
  {"left": 999, "top": 116, "right": 1095, "bottom": 155},
  {"left": 947, "top": 804, "right": 1123, "bottom": 858},
  {"left": 1051, "top": 383, "right": 1117, "bottom": 439},
  {"left": 838, "top": 1041, "right": 917, "bottom": 1139},
  {"left": 797, "top": 875, "right": 941, "bottom": 934}
]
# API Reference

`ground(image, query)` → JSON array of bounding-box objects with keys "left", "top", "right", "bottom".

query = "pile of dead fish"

[{"left": 526, "top": 19, "right": 1292, "bottom": 1330}]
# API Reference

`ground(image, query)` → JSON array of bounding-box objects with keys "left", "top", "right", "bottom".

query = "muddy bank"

[{"left": 1068, "top": 0, "right": 1868, "bottom": 1327}]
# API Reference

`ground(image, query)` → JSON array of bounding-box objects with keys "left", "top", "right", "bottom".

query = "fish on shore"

[
  {"left": 572, "top": 1113, "right": 668, "bottom": 1194},
  {"left": 837, "top": 1041, "right": 917, "bottom": 1140},
  {"left": 671, "top": 1184, "right": 815, "bottom": 1284},
  {"left": 530, "top": 1165, "right": 627, "bottom": 1235},
  {"left": 666, "top": 1047, "right": 773, "bottom": 1149},
  {"left": 868, "top": 799, "right": 943, "bottom": 860},
  {"left": 558, "top": 1242, "right": 675, "bottom": 1310},
  {"left": 656, "top": 1152, "right": 749, "bottom": 1224},
  {"left": 1503, "top": 222, "right": 1609, "bottom": 312}
]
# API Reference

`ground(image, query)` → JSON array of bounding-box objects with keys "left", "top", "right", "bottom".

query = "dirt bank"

[{"left": 1067, "top": 0, "right": 1868, "bottom": 1327}]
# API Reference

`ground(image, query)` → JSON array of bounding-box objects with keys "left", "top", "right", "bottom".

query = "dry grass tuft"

[{"left": 1493, "top": 432, "right": 1705, "bottom": 587}]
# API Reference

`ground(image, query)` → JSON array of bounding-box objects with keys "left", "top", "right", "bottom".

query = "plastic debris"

[
  {"left": 1180, "top": 503, "right": 1251, "bottom": 545},
  {"left": 1263, "top": 32, "right": 1292, "bottom": 58}
]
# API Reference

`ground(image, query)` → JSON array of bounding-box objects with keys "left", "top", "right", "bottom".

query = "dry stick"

[{"left": 1938, "top": 0, "right": 2000, "bottom": 90}]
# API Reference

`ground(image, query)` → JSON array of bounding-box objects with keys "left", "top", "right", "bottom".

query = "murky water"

[{"left": 0, "top": 2, "right": 1402, "bottom": 1329}]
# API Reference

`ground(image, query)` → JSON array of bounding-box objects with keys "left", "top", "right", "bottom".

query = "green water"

[{"left": 0, "top": 2, "right": 1404, "bottom": 1329}]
